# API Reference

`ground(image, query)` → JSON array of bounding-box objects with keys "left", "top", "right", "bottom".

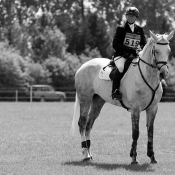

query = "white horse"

[{"left": 71, "top": 30, "right": 174, "bottom": 164}]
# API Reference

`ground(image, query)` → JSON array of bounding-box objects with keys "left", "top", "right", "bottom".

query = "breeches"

[{"left": 114, "top": 56, "right": 126, "bottom": 73}]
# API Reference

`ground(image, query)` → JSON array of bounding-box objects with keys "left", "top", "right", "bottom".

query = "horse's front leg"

[
  {"left": 130, "top": 109, "right": 140, "bottom": 164},
  {"left": 146, "top": 105, "right": 158, "bottom": 164}
]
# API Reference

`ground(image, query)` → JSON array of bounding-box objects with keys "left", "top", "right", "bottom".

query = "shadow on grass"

[{"left": 63, "top": 160, "right": 154, "bottom": 172}]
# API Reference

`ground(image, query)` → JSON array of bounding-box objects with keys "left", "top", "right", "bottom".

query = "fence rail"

[
  {"left": 0, "top": 87, "right": 76, "bottom": 102},
  {"left": 0, "top": 86, "right": 174, "bottom": 102},
  {"left": 160, "top": 87, "right": 175, "bottom": 102}
]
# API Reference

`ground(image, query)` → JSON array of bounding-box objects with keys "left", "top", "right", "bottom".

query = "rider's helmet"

[{"left": 126, "top": 7, "right": 139, "bottom": 18}]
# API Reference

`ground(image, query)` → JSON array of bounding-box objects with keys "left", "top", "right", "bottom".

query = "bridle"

[
  {"left": 139, "top": 41, "right": 169, "bottom": 71},
  {"left": 152, "top": 42, "right": 169, "bottom": 70}
]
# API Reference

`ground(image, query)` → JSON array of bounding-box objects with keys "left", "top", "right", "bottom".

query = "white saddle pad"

[{"left": 99, "top": 66, "right": 112, "bottom": 80}]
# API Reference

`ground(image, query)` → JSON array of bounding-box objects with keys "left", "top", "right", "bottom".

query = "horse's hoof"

[
  {"left": 82, "top": 157, "right": 92, "bottom": 162},
  {"left": 131, "top": 160, "right": 139, "bottom": 165},
  {"left": 150, "top": 159, "right": 158, "bottom": 164},
  {"left": 90, "top": 156, "right": 94, "bottom": 161},
  {"left": 150, "top": 156, "right": 158, "bottom": 164},
  {"left": 131, "top": 157, "right": 139, "bottom": 165}
]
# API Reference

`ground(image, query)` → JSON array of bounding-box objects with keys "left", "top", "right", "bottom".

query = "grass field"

[{"left": 0, "top": 102, "right": 175, "bottom": 175}]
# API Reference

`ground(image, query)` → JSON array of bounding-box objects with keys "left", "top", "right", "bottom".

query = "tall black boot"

[{"left": 112, "top": 68, "right": 123, "bottom": 100}]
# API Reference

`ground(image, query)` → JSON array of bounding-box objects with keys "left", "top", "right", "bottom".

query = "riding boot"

[{"left": 112, "top": 68, "right": 123, "bottom": 100}]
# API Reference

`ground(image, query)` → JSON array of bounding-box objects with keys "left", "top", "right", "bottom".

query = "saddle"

[{"left": 99, "top": 57, "right": 139, "bottom": 81}]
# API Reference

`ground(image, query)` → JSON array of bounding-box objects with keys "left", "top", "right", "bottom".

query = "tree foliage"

[
  {"left": 26, "top": 62, "right": 51, "bottom": 85},
  {"left": 0, "top": 42, "right": 28, "bottom": 88},
  {"left": 0, "top": 0, "right": 175, "bottom": 87}
]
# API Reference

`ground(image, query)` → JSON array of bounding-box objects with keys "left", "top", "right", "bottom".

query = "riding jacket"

[{"left": 112, "top": 22, "right": 147, "bottom": 58}]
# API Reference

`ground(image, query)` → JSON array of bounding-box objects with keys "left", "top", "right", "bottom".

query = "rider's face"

[{"left": 126, "top": 15, "right": 137, "bottom": 24}]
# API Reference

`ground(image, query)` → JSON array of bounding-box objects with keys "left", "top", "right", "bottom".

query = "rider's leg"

[
  {"left": 114, "top": 57, "right": 126, "bottom": 73},
  {"left": 112, "top": 57, "right": 126, "bottom": 100}
]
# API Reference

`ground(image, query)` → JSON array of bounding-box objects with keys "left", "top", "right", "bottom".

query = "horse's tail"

[{"left": 70, "top": 93, "right": 80, "bottom": 137}]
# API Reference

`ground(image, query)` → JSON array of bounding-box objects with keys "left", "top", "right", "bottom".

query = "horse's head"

[{"left": 149, "top": 30, "right": 174, "bottom": 78}]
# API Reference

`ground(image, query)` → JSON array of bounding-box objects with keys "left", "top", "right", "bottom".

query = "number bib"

[{"left": 123, "top": 33, "right": 141, "bottom": 48}]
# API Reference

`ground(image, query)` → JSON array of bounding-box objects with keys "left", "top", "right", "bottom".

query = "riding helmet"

[{"left": 126, "top": 7, "right": 139, "bottom": 18}]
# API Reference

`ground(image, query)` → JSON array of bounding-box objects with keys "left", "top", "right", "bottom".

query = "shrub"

[
  {"left": 0, "top": 42, "right": 29, "bottom": 88},
  {"left": 26, "top": 62, "right": 51, "bottom": 85}
]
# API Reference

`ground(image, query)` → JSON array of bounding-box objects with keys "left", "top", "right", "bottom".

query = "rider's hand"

[{"left": 130, "top": 48, "right": 138, "bottom": 57}]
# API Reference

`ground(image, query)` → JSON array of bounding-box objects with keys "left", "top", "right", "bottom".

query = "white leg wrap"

[{"left": 82, "top": 148, "right": 91, "bottom": 159}]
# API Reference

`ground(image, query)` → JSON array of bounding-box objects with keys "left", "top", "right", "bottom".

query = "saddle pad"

[{"left": 99, "top": 66, "right": 112, "bottom": 80}]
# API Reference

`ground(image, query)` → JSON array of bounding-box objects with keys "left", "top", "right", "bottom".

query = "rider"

[{"left": 112, "top": 6, "right": 147, "bottom": 100}]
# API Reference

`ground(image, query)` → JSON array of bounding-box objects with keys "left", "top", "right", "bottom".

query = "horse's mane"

[{"left": 139, "top": 38, "right": 153, "bottom": 58}]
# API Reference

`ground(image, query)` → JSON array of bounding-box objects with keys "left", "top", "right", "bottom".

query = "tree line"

[{"left": 0, "top": 0, "right": 175, "bottom": 88}]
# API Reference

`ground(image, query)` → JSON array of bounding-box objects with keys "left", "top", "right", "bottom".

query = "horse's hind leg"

[
  {"left": 85, "top": 95, "right": 105, "bottom": 160},
  {"left": 78, "top": 100, "right": 92, "bottom": 161}
]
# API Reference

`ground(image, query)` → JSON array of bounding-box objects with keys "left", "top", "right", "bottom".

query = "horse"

[{"left": 71, "top": 30, "right": 174, "bottom": 164}]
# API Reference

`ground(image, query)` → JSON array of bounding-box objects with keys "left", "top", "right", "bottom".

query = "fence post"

[
  {"left": 30, "top": 86, "right": 33, "bottom": 102},
  {"left": 15, "top": 90, "right": 18, "bottom": 102}
]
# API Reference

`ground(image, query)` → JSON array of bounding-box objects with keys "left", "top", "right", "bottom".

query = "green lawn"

[{"left": 0, "top": 102, "right": 175, "bottom": 175}]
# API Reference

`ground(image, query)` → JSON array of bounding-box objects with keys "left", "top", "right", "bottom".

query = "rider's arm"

[{"left": 140, "top": 28, "right": 147, "bottom": 49}]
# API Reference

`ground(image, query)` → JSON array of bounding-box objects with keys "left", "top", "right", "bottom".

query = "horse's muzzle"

[{"left": 160, "top": 65, "right": 169, "bottom": 79}]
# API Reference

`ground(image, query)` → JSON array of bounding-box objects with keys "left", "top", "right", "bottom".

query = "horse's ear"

[
  {"left": 167, "top": 30, "right": 175, "bottom": 41},
  {"left": 149, "top": 30, "right": 159, "bottom": 42}
]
